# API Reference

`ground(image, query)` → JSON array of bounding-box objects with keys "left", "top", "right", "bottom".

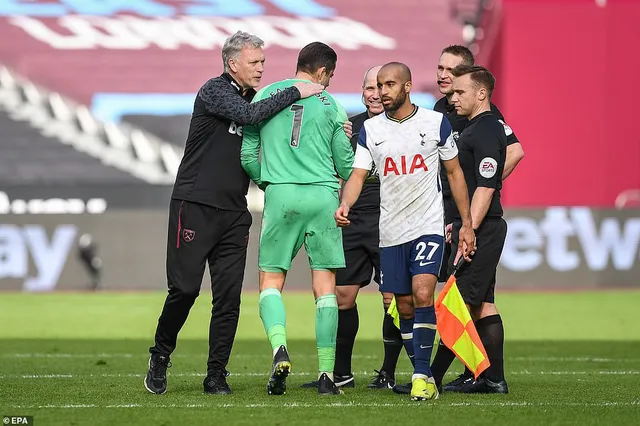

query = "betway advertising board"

[{"left": 1, "top": 203, "right": 638, "bottom": 291}]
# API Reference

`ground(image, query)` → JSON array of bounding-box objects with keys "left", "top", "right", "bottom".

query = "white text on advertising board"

[
  {"left": 0, "top": 225, "right": 77, "bottom": 291},
  {"left": 502, "top": 207, "right": 640, "bottom": 272}
]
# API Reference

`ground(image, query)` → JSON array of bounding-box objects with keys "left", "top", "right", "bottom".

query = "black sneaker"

[
  {"left": 368, "top": 370, "right": 395, "bottom": 389},
  {"left": 203, "top": 370, "right": 232, "bottom": 395},
  {"left": 300, "top": 373, "right": 354, "bottom": 389},
  {"left": 392, "top": 382, "right": 411, "bottom": 395},
  {"left": 267, "top": 345, "right": 291, "bottom": 395},
  {"left": 144, "top": 354, "right": 171, "bottom": 394},
  {"left": 443, "top": 371, "right": 474, "bottom": 392},
  {"left": 318, "top": 373, "right": 343, "bottom": 395},
  {"left": 460, "top": 377, "right": 509, "bottom": 394}
]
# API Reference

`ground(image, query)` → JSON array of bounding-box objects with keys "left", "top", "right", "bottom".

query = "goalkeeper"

[{"left": 241, "top": 41, "right": 353, "bottom": 396}]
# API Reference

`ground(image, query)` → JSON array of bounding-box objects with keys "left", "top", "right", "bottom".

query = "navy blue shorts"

[{"left": 379, "top": 234, "right": 445, "bottom": 295}]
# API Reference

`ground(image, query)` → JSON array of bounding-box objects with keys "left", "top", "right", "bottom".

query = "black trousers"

[{"left": 150, "top": 199, "right": 252, "bottom": 375}]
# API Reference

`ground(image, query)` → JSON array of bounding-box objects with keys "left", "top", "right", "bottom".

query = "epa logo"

[
  {"left": 3, "top": 417, "right": 33, "bottom": 425},
  {"left": 228, "top": 121, "right": 243, "bottom": 136}
]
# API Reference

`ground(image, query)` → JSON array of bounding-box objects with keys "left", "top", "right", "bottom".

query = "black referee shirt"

[
  {"left": 454, "top": 111, "right": 507, "bottom": 220},
  {"left": 171, "top": 73, "right": 301, "bottom": 211},
  {"left": 434, "top": 96, "right": 518, "bottom": 198},
  {"left": 349, "top": 111, "right": 380, "bottom": 211}
]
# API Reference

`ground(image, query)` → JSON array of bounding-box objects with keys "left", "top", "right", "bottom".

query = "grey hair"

[{"left": 222, "top": 31, "right": 264, "bottom": 73}]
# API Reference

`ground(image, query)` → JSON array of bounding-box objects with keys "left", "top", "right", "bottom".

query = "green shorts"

[{"left": 259, "top": 183, "right": 345, "bottom": 272}]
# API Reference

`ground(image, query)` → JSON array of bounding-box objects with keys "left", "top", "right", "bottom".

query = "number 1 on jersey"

[{"left": 289, "top": 104, "right": 304, "bottom": 148}]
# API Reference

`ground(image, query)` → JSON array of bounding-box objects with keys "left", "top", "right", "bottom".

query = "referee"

[
  {"left": 430, "top": 64, "right": 510, "bottom": 394},
  {"left": 434, "top": 45, "right": 523, "bottom": 283},
  {"left": 432, "top": 45, "right": 523, "bottom": 392},
  {"left": 144, "top": 31, "right": 322, "bottom": 395}
]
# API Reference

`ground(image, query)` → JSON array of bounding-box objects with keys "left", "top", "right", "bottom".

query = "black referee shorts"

[
  {"left": 336, "top": 209, "right": 380, "bottom": 287},
  {"left": 448, "top": 218, "right": 507, "bottom": 306}
]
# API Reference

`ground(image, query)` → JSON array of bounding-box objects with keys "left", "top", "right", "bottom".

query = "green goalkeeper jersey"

[{"left": 241, "top": 79, "right": 354, "bottom": 189}]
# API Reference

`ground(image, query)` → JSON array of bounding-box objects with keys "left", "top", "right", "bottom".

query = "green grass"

[{"left": 1, "top": 291, "right": 639, "bottom": 425}]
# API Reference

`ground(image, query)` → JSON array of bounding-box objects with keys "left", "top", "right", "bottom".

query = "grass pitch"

[{"left": 1, "top": 291, "right": 639, "bottom": 425}]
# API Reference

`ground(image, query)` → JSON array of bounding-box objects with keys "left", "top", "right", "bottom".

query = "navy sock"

[
  {"left": 399, "top": 317, "right": 415, "bottom": 367},
  {"left": 413, "top": 306, "right": 436, "bottom": 378}
]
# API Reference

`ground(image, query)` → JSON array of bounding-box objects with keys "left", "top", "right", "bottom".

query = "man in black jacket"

[{"left": 144, "top": 31, "right": 323, "bottom": 395}]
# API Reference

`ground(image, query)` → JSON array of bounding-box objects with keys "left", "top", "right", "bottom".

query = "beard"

[{"left": 383, "top": 89, "right": 407, "bottom": 113}]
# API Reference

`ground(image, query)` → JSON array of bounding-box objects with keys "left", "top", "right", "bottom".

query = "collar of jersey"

[
  {"left": 469, "top": 110, "right": 495, "bottom": 123},
  {"left": 287, "top": 78, "right": 314, "bottom": 83},
  {"left": 385, "top": 105, "right": 418, "bottom": 123},
  {"left": 221, "top": 73, "right": 256, "bottom": 97}
]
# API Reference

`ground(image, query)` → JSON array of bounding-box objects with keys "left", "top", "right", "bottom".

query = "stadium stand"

[
  {"left": 123, "top": 114, "right": 191, "bottom": 149},
  {"left": 464, "top": 0, "right": 503, "bottom": 64},
  {"left": 0, "top": 0, "right": 480, "bottom": 146},
  {"left": 0, "top": 66, "right": 182, "bottom": 185},
  {"left": 0, "top": 106, "right": 139, "bottom": 185}
]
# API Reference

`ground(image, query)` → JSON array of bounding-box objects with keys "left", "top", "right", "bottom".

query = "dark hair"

[
  {"left": 441, "top": 45, "right": 475, "bottom": 66},
  {"left": 296, "top": 42, "right": 337, "bottom": 74},
  {"left": 451, "top": 64, "right": 495, "bottom": 97}
]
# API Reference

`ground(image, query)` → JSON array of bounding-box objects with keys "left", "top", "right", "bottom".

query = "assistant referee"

[
  {"left": 430, "top": 65, "right": 511, "bottom": 394},
  {"left": 434, "top": 45, "right": 523, "bottom": 286}
]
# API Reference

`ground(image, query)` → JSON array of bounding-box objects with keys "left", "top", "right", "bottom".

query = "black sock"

[
  {"left": 475, "top": 314, "right": 505, "bottom": 382},
  {"left": 380, "top": 310, "right": 403, "bottom": 378},
  {"left": 430, "top": 339, "right": 456, "bottom": 386},
  {"left": 334, "top": 305, "right": 359, "bottom": 376}
]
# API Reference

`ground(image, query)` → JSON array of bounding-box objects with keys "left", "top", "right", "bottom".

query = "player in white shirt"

[{"left": 335, "top": 62, "right": 475, "bottom": 401}]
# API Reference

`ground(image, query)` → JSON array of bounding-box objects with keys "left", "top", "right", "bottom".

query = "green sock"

[
  {"left": 316, "top": 294, "right": 338, "bottom": 375},
  {"left": 259, "top": 288, "right": 287, "bottom": 353}
]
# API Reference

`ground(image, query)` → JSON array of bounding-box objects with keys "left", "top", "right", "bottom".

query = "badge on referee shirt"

[{"left": 479, "top": 157, "right": 498, "bottom": 178}]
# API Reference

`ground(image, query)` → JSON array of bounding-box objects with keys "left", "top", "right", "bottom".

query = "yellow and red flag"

[{"left": 435, "top": 268, "right": 490, "bottom": 379}]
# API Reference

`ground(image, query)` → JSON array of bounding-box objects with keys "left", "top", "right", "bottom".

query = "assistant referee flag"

[{"left": 435, "top": 258, "right": 490, "bottom": 379}]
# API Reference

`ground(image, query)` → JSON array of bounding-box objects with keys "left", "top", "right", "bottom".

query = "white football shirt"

[{"left": 353, "top": 106, "right": 458, "bottom": 247}]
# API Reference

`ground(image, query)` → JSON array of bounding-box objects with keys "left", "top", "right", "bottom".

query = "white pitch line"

[
  {"left": 511, "top": 356, "right": 640, "bottom": 363},
  {"left": 5, "top": 353, "right": 136, "bottom": 359},
  {"left": 5, "top": 401, "right": 639, "bottom": 409},
  {"left": 0, "top": 372, "right": 309, "bottom": 379},
  {"left": 1, "top": 371, "right": 638, "bottom": 380},
  {"left": 513, "top": 370, "right": 640, "bottom": 375},
  {"left": 14, "top": 374, "right": 75, "bottom": 378},
  {"left": 1, "top": 353, "right": 383, "bottom": 360},
  {"left": 5, "top": 353, "right": 640, "bottom": 362}
]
